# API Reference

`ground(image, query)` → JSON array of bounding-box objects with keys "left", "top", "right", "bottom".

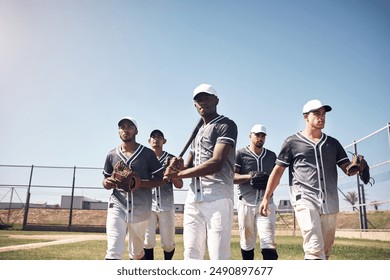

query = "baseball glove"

[
  {"left": 249, "top": 171, "right": 269, "bottom": 190},
  {"left": 111, "top": 161, "right": 141, "bottom": 192},
  {"left": 346, "top": 154, "right": 372, "bottom": 185},
  {"left": 163, "top": 156, "right": 184, "bottom": 181}
]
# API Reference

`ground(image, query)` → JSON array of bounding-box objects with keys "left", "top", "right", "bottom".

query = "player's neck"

[
  {"left": 202, "top": 112, "right": 219, "bottom": 124},
  {"left": 302, "top": 127, "right": 322, "bottom": 142},
  {"left": 250, "top": 144, "right": 263, "bottom": 155},
  {"left": 153, "top": 147, "right": 164, "bottom": 158},
  {"left": 121, "top": 141, "right": 139, "bottom": 153}
]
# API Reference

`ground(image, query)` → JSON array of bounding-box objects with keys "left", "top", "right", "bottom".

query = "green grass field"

[{"left": 1, "top": 230, "right": 389, "bottom": 260}]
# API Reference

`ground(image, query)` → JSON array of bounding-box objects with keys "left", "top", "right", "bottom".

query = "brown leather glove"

[{"left": 111, "top": 161, "right": 141, "bottom": 192}]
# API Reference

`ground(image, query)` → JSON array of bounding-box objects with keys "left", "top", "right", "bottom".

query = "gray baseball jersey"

[
  {"left": 103, "top": 145, "right": 164, "bottom": 223},
  {"left": 235, "top": 146, "right": 277, "bottom": 206},
  {"left": 188, "top": 115, "right": 238, "bottom": 202},
  {"left": 276, "top": 132, "right": 349, "bottom": 214},
  {"left": 151, "top": 151, "right": 175, "bottom": 212}
]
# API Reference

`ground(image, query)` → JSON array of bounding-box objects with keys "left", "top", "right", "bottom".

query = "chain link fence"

[{"left": 1, "top": 123, "right": 389, "bottom": 234}]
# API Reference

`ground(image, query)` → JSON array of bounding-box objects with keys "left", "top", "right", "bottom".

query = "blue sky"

[{"left": 0, "top": 0, "right": 389, "bottom": 208}]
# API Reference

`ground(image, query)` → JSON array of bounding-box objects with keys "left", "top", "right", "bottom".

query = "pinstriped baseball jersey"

[
  {"left": 103, "top": 145, "right": 164, "bottom": 223},
  {"left": 276, "top": 132, "right": 349, "bottom": 214},
  {"left": 151, "top": 151, "right": 176, "bottom": 212},
  {"left": 188, "top": 115, "right": 238, "bottom": 202},
  {"left": 235, "top": 146, "right": 277, "bottom": 206}
]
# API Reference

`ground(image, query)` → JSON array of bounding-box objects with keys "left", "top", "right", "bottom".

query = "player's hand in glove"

[
  {"left": 249, "top": 171, "right": 269, "bottom": 190},
  {"left": 346, "top": 154, "right": 373, "bottom": 185},
  {"left": 111, "top": 161, "right": 141, "bottom": 192},
  {"left": 163, "top": 156, "right": 184, "bottom": 182}
]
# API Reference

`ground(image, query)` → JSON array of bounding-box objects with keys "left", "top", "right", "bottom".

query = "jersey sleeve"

[
  {"left": 147, "top": 149, "right": 164, "bottom": 178},
  {"left": 216, "top": 119, "right": 238, "bottom": 147},
  {"left": 235, "top": 149, "right": 243, "bottom": 171},
  {"left": 103, "top": 152, "right": 114, "bottom": 178},
  {"left": 335, "top": 139, "right": 349, "bottom": 166},
  {"left": 276, "top": 138, "right": 293, "bottom": 167}
]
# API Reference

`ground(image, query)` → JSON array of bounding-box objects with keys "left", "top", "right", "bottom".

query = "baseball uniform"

[
  {"left": 235, "top": 146, "right": 278, "bottom": 258},
  {"left": 276, "top": 131, "right": 349, "bottom": 259},
  {"left": 184, "top": 114, "right": 237, "bottom": 260},
  {"left": 103, "top": 144, "right": 164, "bottom": 260},
  {"left": 144, "top": 151, "right": 177, "bottom": 259}
]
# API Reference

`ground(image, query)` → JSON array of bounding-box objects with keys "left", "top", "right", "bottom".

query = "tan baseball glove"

[{"left": 111, "top": 161, "right": 141, "bottom": 192}]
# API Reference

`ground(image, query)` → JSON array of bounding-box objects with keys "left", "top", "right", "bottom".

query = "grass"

[{"left": 1, "top": 231, "right": 389, "bottom": 260}]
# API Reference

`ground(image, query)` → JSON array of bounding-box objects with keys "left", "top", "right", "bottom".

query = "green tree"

[{"left": 344, "top": 191, "right": 358, "bottom": 211}]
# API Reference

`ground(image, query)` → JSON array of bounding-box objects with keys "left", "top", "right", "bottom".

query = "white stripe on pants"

[{"left": 183, "top": 198, "right": 233, "bottom": 260}]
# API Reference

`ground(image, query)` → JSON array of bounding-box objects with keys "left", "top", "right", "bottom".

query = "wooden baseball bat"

[
  {"left": 178, "top": 118, "right": 203, "bottom": 158},
  {"left": 163, "top": 118, "right": 203, "bottom": 181}
]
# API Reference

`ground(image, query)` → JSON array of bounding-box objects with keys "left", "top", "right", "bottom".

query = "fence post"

[
  {"left": 68, "top": 166, "right": 77, "bottom": 229},
  {"left": 7, "top": 187, "right": 14, "bottom": 224},
  {"left": 22, "top": 165, "right": 34, "bottom": 229},
  {"left": 387, "top": 122, "right": 390, "bottom": 152},
  {"left": 353, "top": 142, "right": 368, "bottom": 230}
]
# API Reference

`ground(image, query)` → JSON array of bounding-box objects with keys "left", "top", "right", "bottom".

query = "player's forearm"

[
  {"left": 177, "top": 158, "right": 222, "bottom": 179},
  {"left": 234, "top": 173, "right": 251, "bottom": 184},
  {"left": 140, "top": 177, "right": 165, "bottom": 188}
]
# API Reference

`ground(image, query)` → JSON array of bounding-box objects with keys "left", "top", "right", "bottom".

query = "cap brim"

[{"left": 304, "top": 105, "right": 332, "bottom": 114}]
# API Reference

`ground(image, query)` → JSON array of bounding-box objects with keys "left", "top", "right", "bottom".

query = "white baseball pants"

[
  {"left": 144, "top": 209, "right": 176, "bottom": 253},
  {"left": 294, "top": 205, "right": 337, "bottom": 260},
  {"left": 237, "top": 200, "right": 277, "bottom": 251},
  {"left": 105, "top": 204, "right": 148, "bottom": 260},
  {"left": 183, "top": 198, "right": 233, "bottom": 260}
]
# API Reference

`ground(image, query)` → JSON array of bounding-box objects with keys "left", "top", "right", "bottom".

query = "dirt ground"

[
  {"left": 1, "top": 209, "right": 389, "bottom": 252},
  {"left": 1, "top": 208, "right": 389, "bottom": 230}
]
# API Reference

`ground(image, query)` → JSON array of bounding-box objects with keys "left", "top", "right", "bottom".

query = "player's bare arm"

[
  {"left": 340, "top": 161, "right": 359, "bottom": 176},
  {"left": 259, "top": 165, "right": 286, "bottom": 216},
  {"left": 174, "top": 142, "right": 232, "bottom": 179},
  {"left": 139, "top": 175, "right": 165, "bottom": 189},
  {"left": 234, "top": 168, "right": 251, "bottom": 184}
]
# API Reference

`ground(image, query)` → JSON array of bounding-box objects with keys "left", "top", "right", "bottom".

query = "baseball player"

[
  {"left": 234, "top": 124, "right": 278, "bottom": 260},
  {"left": 259, "top": 100, "right": 359, "bottom": 260},
  {"left": 143, "top": 129, "right": 183, "bottom": 260},
  {"left": 164, "top": 83, "right": 238, "bottom": 260},
  {"left": 102, "top": 116, "right": 164, "bottom": 260}
]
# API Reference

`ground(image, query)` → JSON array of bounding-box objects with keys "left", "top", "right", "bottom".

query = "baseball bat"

[
  {"left": 163, "top": 118, "right": 203, "bottom": 181},
  {"left": 178, "top": 118, "right": 203, "bottom": 158}
]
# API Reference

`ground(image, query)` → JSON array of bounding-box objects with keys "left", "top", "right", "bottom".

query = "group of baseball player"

[{"left": 102, "top": 83, "right": 368, "bottom": 260}]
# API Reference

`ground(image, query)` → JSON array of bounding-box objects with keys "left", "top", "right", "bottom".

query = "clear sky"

[{"left": 1, "top": 0, "right": 389, "bottom": 208}]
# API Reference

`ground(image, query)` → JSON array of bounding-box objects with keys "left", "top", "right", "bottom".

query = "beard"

[{"left": 255, "top": 142, "right": 264, "bottom": 149}]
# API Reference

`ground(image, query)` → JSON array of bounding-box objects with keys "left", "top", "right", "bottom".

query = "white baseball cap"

[
  {"left": 118, "top": 116, "right": 138, "bottom": 129},
  {"left": 251, "top": 124, "right": 267, "bottom": 135},
  {"left": 302, "top": 99, "right": 332, "bottom": 114},
  {"left": 193, "top": 83, "right": 218, "bottom": 100}
]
